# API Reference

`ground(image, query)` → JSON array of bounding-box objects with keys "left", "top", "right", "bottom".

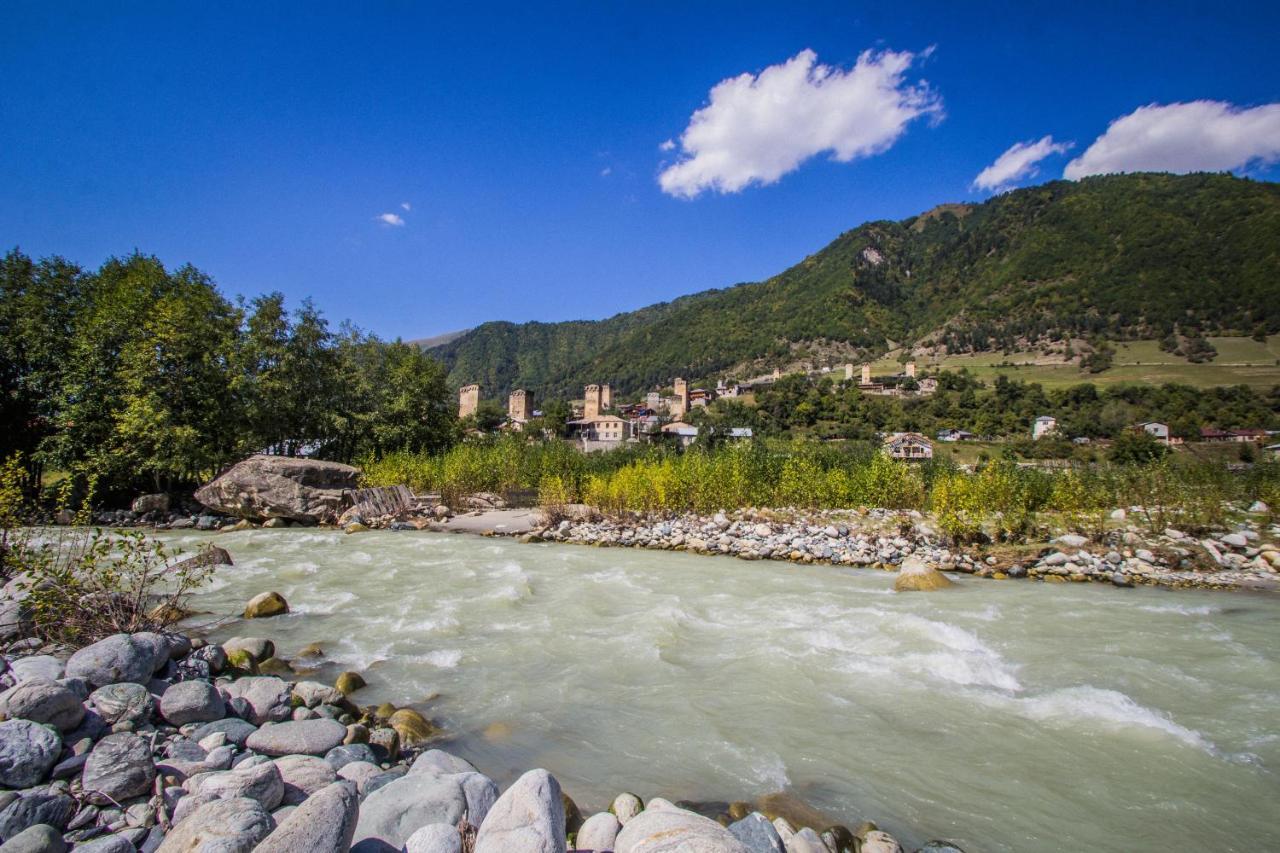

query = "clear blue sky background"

[{"left": 2, "top": 1, "right": 1277, "bottom": 340}]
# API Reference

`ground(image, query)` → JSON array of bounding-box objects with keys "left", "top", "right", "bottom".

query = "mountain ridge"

[{"left": 426, "top": 173, "right": 1280, "bottom": 399}]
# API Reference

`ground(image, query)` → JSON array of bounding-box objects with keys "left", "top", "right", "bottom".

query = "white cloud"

[
  {"left": 600, "top": 167, "right": 612, "bottom": 177},
  {"left": 400, "top": 201, "right": 411, "bottom": 211},
  {"left": 658, "top": 48, "right": 942, "bottom": 198},
  {"left": 1064, "top": 100, "right": 1280, "bottom": 179},
  {"left": 972, "top": 135, "right": 1073, "bottom": 192},
  {"left": 659, "top": 139, "right": 675, "bottom": 152},
  {"left": 376, "top": 213, "right": 405, "bottom": 227}
]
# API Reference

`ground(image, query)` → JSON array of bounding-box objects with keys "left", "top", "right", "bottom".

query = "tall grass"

[{"left": 361, "top": 438, "right": 1280, "bottom": 536}]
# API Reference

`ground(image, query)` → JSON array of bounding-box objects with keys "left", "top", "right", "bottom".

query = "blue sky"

[{"left": 2, "top": 1, "right": 1277, "bottom": 341}]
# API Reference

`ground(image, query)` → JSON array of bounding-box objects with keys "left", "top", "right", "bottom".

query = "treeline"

[
  {"left": 690, "top": 372, "right": 1280, "bottom": 441},
  {"left": 1, "top": 250, "right": 457, "bottom": 502},
  {"left": 363, "top": 436, "right": 1280, "bottom": 537}
]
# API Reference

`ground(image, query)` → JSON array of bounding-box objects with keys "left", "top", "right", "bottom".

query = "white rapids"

[{"left": 159, "top": 528, "right": 1280, "bottom": 852}]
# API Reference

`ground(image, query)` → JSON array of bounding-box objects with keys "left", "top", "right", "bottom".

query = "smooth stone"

[
  {"left": 243, "top": 592, "right": 289, "bottom": 620},
  {"left": 191, "top": 719, "right": 257, "bottom": 748},
  {"left": 7, "top": 658, "right": 63, "bottom": 685},
  {"left": 0, "top": 824, "right": 68, "bottom": 853},
  {"left": 409, "top": 751, "right": 477, "bottom": 777},
  {"left": 272, "top": 755, "right": 337, "bottom": 805},
  {"left": 1056, "top": 534, "right": 1088, "bottom": 548},
  {"left": 83, "top": 734, "right": 156, "bottom": 805},
  {"left": 66, "top": 635, "right": 160, "bottom": 688},
  {"left": 155, "top": 797, "right": 275, "bottom": 853},
  {"left": 474, "top": 768, "right": 565, "bottom": 853},
  {"left": 192, "top": 761, "right": 285, "bottom": 811},
  {"left": 245, "top": 719, "right": 347, "bottom": 757},
  {"left": 325, "top": 743, "right": 378, "bottom": 771},
  {"left": 860, "top": 831, "right": 904, "bottom": 853},
  {"left": 614, "top": 805, "right": 749, "bottom": 853},
  {"left": 218, "top": 677, "right": 291, "bottom": 725},
  {"left": 403, "top": 823, "right": 462, "bottom": 853},
  {"left": 160, "top": 681, "right": 225, "bottom": 727},
  {"left": 0, "top": 679, "right": 85, "bottom": 732},
  {"left": 334, "top": 672, "right": 366, "bottom": 696},
  {"left": 335, "top": 761, "right": 383, "bottom": 794},
  {"left": 915, "top": 843, "right": 967, "bottom": 852},
  {"left": 220, "top": 639, "right": 275, "bottom": 665},
  {"left": 0, "top": 720, "right": 63, "bottom": 788},
  {"left": 785, "top": 827, "right": 827, "bottom": 852},
  {"left": 353, "top": 768, "right": 498, "bottom": 850},
  {"left": 254, "top": 781, "right": 357, "bottom": 853},
  {"left": 577, "top": 812, "right": 621, "bottom": 851},
  {"left": 292, "top": 681, "right": 343, "bottom": 709},
  {"left": 90, "top": 682, "right": 154, "bottom": 726},
  {"left": 72, "top": 834, "right": 137, "bottom": 852},
  {"left": 387, "top": 709, "right": 437, "bottom": 748},
  {"left": 610, "top": 793, "right": 643, "bottom": 825},
  {"left": 728, "top": 813, "right": 784, "bottom": 853},
  {"left": 893, "top": 556, "right": 953, "bottom": 592}
]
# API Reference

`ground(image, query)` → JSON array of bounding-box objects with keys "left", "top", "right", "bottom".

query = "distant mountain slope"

[{"left": 428, "top": 173, "right": 1280, "bottom": 399}]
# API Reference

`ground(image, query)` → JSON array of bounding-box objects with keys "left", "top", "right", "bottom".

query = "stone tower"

[
  {"left": 459, "top": 384, "right": 480, "bottom": 419},
  {"left": 906, "top": 362, "right": 917, "bottom": 378},
  {"left": 584, "top": 384, "right": 602, "bottom": 420},
  {"left": 508, "top": 389, "right": 531, "bottom": 422},
  {"left": 861, "top": 364, "right": 872, "bottom": 385},
  {"left": 844, "top": 363, "right": 854, "bottom": 380},
  {"left": 600, "top": 384, "right": 612, "bottom": 410},
  {"left": 671, "top": 378, "right": 688, "bottom": 419}
]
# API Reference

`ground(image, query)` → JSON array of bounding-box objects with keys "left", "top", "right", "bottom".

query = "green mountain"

[{"left": 428, "top": 173, "right": 1280, "bottom": 399}]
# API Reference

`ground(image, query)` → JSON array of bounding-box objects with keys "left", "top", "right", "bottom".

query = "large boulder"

[
  {"left": 66, "top": 634, "right": 162, "bottom": 687},
  {"left": 0, "top": 791, "right": 76, "bottom": 840},
  {"left": 194, "top": 455, "right": 360, "bottom": 524},
  {"left": 0, "top": 679, "right": 85, "bottom": 732},
  {"left": 0, "top": 823, "right": 69, "bottom": 852},
  {"left": 577, "top": 812, "right": 621, "bottom": 851},
  {"left": 615, "top": 805, "right": 749, "bottom": 852},
  {"left": 191, "top": 760, "right": 286, "bottom": 812},
  {"left": 255, "top": 781, "right": 358, "bottom": 853},
  {"left": 404, "top": 824, "right": 462, "bottom": 853},
  {"left": 0, "top": 720, "right": 62, "bottom": 788},
  {"left": 90, "top": 682, "right": 154, "bottom": 726},
  {"left": 273, "top": 754, "right": 337, "bottom": 805},
  {"left": 727, "top": 813, "right": 783, "bottom": 853},
  {"left": 474, "top": 768, "right": 565, "bottom": 853},
  {"left": 156, "top": 796, "right": 275, "bottom": 853},
  {"left": 161, "top": 681, "right": 226, "bottom": 726},
  {"left": 353, "top": 761, "right": 497, "bottom": 851},
  {"left": 218, "top": 677, "right": 291, "bottom": 725}
]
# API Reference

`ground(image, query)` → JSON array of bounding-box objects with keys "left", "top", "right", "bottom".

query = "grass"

[{"left": 870, "top": 336, "right": 1280, "bottom": 390}]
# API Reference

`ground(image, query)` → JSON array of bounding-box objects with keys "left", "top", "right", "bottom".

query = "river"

[{"left": 159, "top": 528, "right": 1280, "bottom": 852}]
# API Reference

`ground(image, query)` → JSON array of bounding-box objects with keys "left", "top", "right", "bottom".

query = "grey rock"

[
  {"left": 0, "top": 679, "right": 85, "bottom": 732},
  {"left": 155, "top": 797, "right": 275, "bottom": 853},
  {"left": 408, "top": 750, "right": 477, "bottom": 777},
  {"left": 254, "top": 781, "right": 358, "bottom": 853},
  {"left": 915, "top": 843, "right": 967, "bottom": 853},
  {"left": 244, "top": 719, "right": 346, "bottom": 757},
  {"left": 7, "top": 658, "right": 63, "bottom": 685},
  {"left": 217, "top": 678, "right": 290, "bottom": 725},
  {"left": 1055, "top": 534, "right": 1088, "bottom": 548},
  {"left": 91, "top": 682, "right": 154, "bottom": 726},
  {"left": 324, "top": 743, "right": 378, "bottom": 771},
  {"left": 335, "top": 761, "right": 382, "bottom": 794},
  {"left": 194, "top": 455, "right": 360, "bottom": 524},
  {"left": 0, "top": 791, "right": 75, "bottom": 840},
  {"left": 190, "top": 646, "right": 227, "bottom": 675},
  {"left": 860, "top": 831, "right": 904, "bottom": 853},
  {"left": 66, "top": 635, "right": 159, "bottom": 688},
  {"left": 474, "top": 768, "right": 565, "bottom": 853},
  {"left": 292, "top": 681, "right": 343, "bottom": 709},
  {"left": 785, "top": 827, "right": 827, "bottom": 852},
  {"left": 190, "top": 719, "right": 257, "bottom": 748},
  {"left": 615, "top": 805, "right": 748, "bottom": 853},
  {"left": 728, "top": 813, "right": 784, "bottom": 853},
  {"left": 577, "top": 812, "right": 621, "bottom": 851},
  {"left": 0, "top": 824, "right": 68, "bottom": 853},
  {"left": 1221, "top": 533, "right": 1248, "bottom": 548},
  {"left": 404, "top": 824, "right": 462, "bottom": 853},
  {"left": 272, "top": 755, "right": 336, "bottom": 805},
  {"left": 353, "top": 768, "right": 497, "bottom": 850},
  {"left": 83, "top": 734, "right": 156, "bottom": 805},
  {"left": 610, "top": 793, "right": 643, "bottom": 825},
  {"left": 0, "top": 720, "right": 61, "bottom": 788},
  {"left": 160, "top": 682, "right": 225, "bottom": 727},
  {"left": 191, "top": 761, "right": 285, "bottom": 812},
  {"left": 219, "top": 639, "right": 274, "bottom": 665},
  {"left": 74, "top": 834, "right": 138, "bottom": 853}
]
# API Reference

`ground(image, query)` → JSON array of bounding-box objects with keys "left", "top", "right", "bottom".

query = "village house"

[
  {"left": 883, "top": 432, "right": 933, "bottom": 460},
  {"left": 1201, "top": 427, "right": 1268, "bottom": 443},
  {"left": 936, "top": 428, "right": 975, "bottom": 442},
  {"left": 1032, "top": 415, "right": 1058, "bottom": 440},
  {"left": 661, "top": 421, "right": 699, "bottom": 448},
  {"left": 567, "top": 414, "right": 630, "bottom": 450}
]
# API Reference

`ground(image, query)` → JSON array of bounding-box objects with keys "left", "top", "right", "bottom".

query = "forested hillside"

[{"left": 430, "top": 173, "right": 1280, "bottom": 398}]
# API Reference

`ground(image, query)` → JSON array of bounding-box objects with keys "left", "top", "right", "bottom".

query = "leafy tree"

[{"left": 1108, "top": 430, "right": 1170, "bottom": 464}]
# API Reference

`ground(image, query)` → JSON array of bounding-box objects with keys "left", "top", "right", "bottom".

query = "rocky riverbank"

[
  {"left": 0, "top": 593, "right": 962, "bottom": 853},
  {"left": 482, "top": 507, "right": 1277, "bottom": 593}
]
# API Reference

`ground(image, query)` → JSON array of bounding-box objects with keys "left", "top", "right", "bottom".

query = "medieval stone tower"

[
  {"left": 671, "top": 378, "right": 688, "bottom": 419},
  {"left": 861, "top": 364, "right": 872, "bottom": 385},
  {"left": 458, "top": 384, "right": 480, "bottom": 419},
  {"left": 600, "top": 384, "right": 612, "bottom": 410},
  {"left": 844, "top": 363, "right": 854, "bottom": 380},
  {"left": 508, "top": 389, "right": 531, "bottom": 422},
  {"left": 584, "top": 384, "right": 602, "bottom": 419},
  {"left": 906, "top": 362, "right": 917, "bottom": 378}
]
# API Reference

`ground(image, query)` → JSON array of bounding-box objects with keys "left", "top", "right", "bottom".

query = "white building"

[
  {"left": 1032, "top": 416, "right": 1058, "bottom": 440},
  {"left": 1137, "top": 421, "right": 1170, "bottom": 443}
]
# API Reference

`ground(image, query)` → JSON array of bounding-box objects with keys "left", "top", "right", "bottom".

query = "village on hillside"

[{"left": 456, "top": 362, "right": 1280, "bottom": 462}]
